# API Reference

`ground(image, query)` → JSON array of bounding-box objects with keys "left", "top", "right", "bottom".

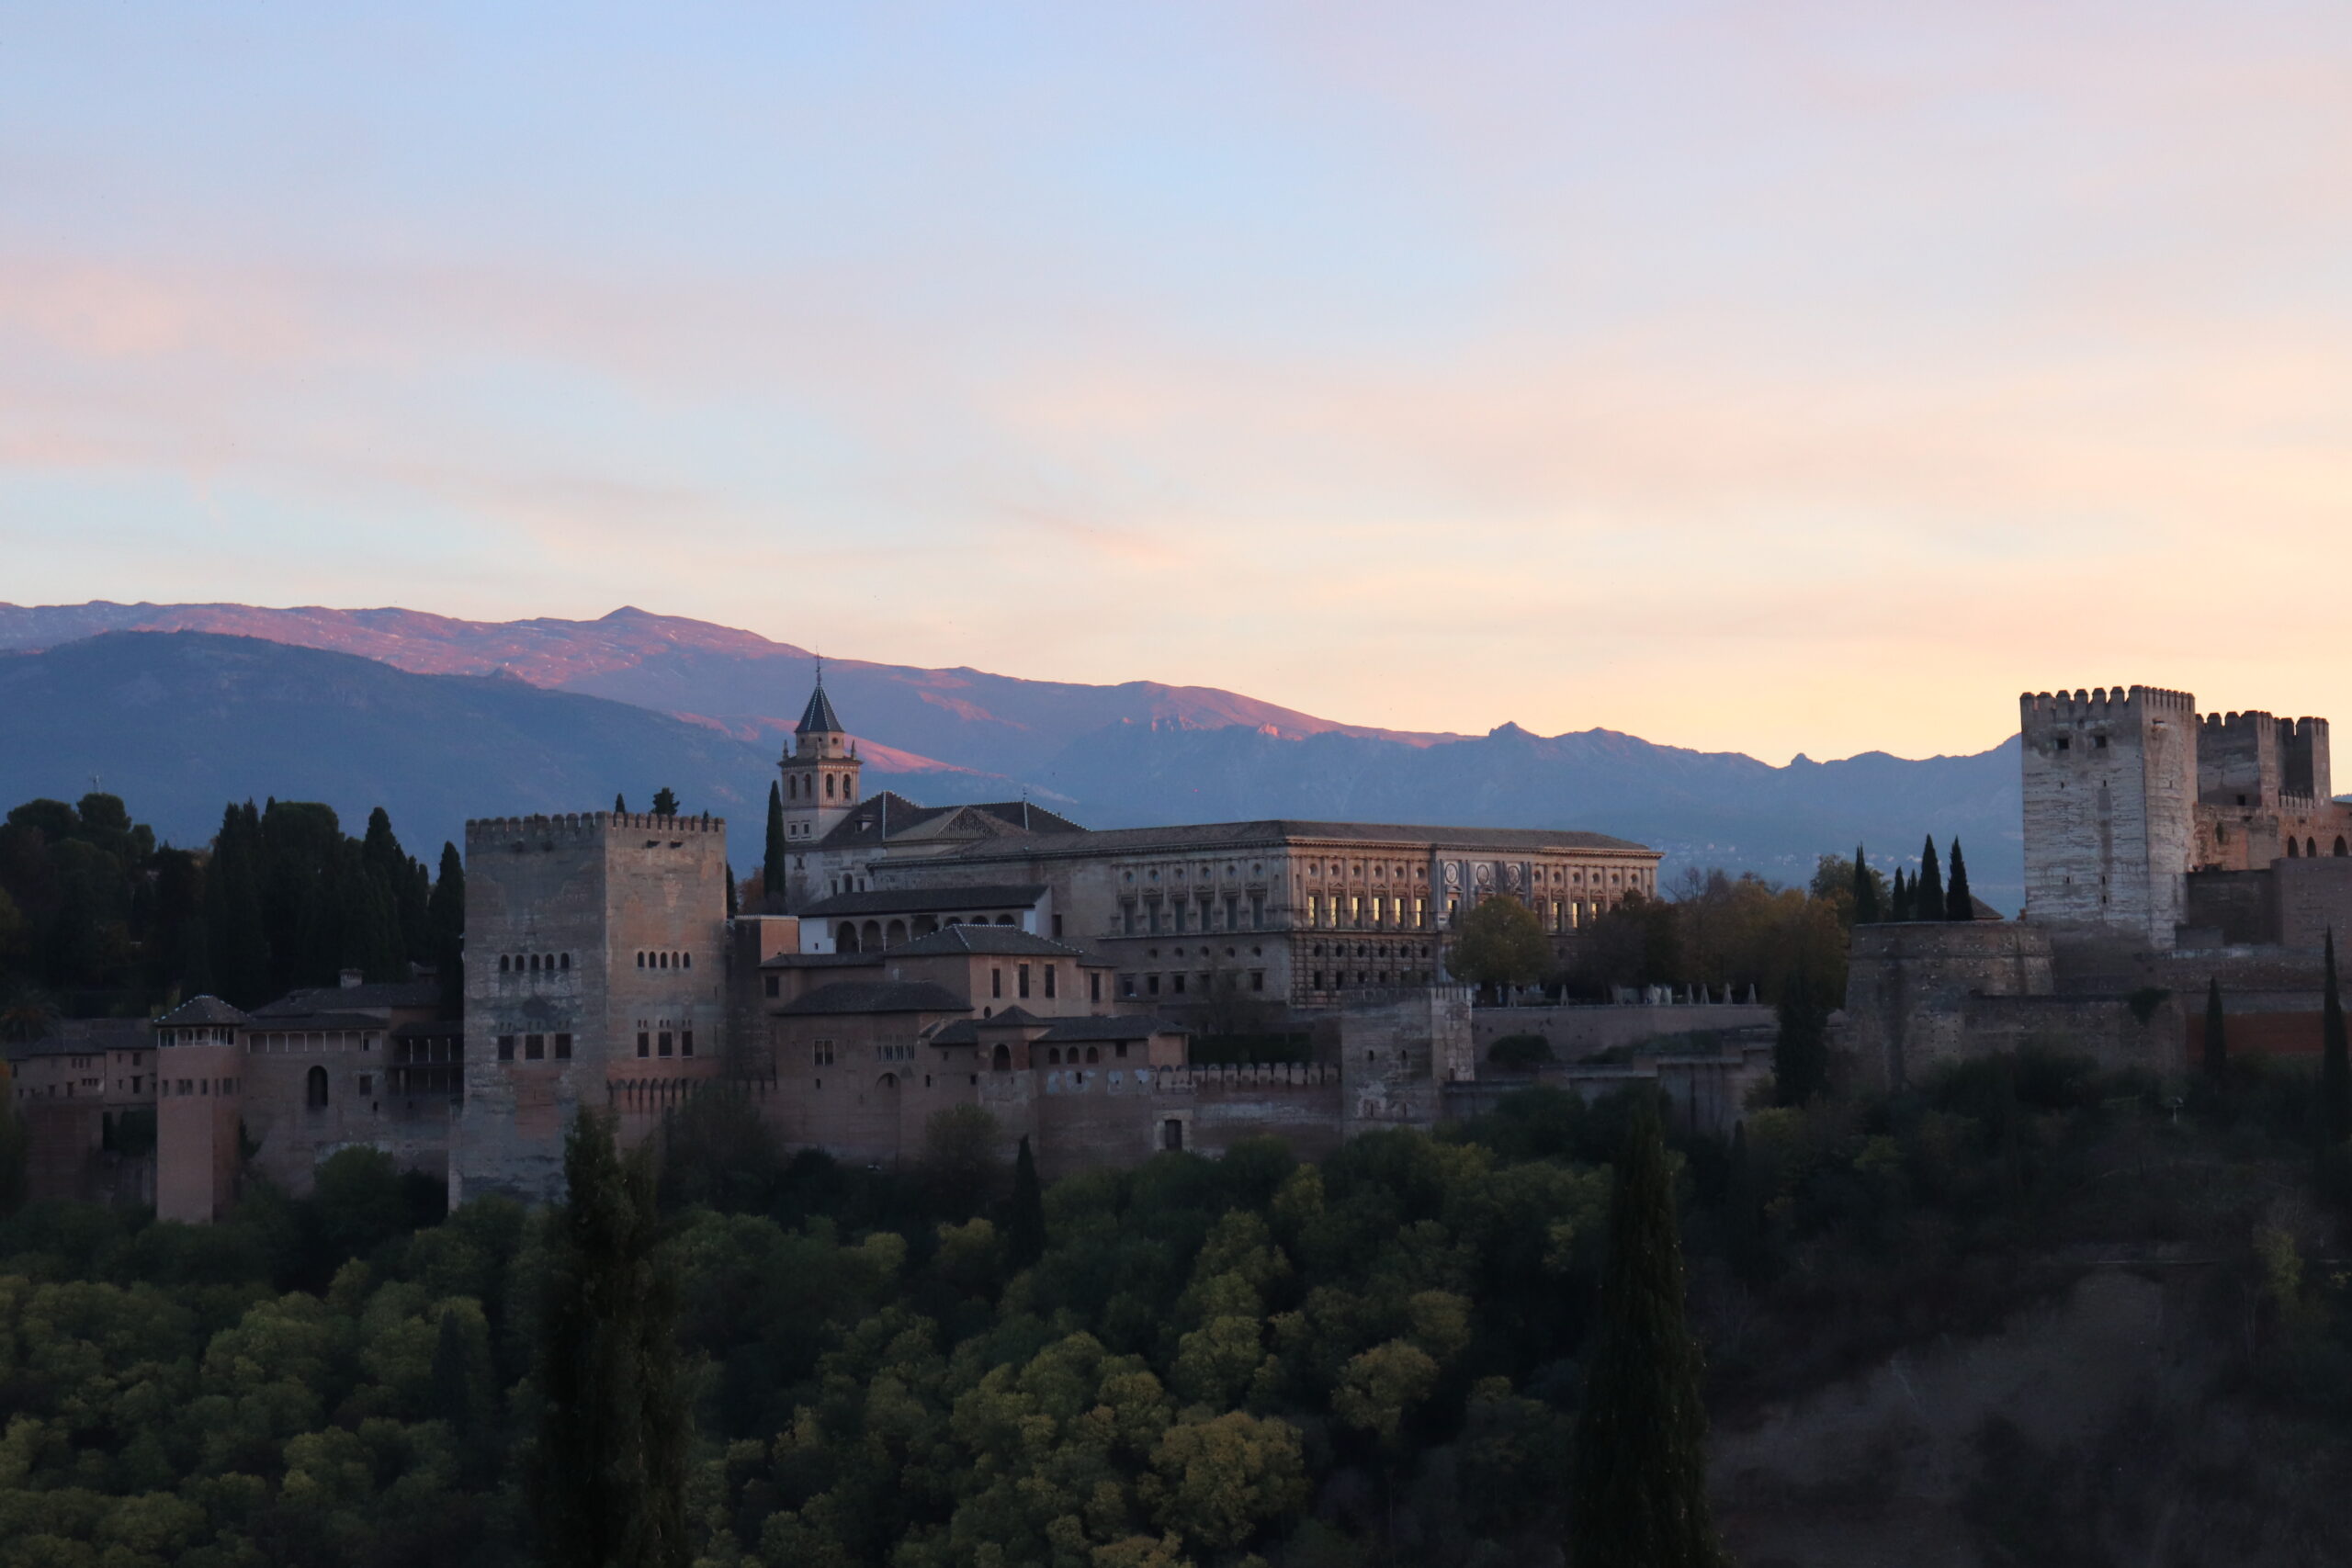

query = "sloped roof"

[
  {"left": 929, "top": 1011, "right": 1188, "bottom": 1046},
  {"left": 798, "top": 884, "right": 1047, "bottom": 918},
  {"left": 153, "top": 996, "right": 252, "bottom": 1027},
  {"left": 904, "top": 818, "right": 1654, "bottom": 865},
  {"left": 797, "top": 682, "right": 845, "bottom": 736},
  {"left": 775, "top": 981, "right": 967, "bottom": 1016},
  {"left": 890, "top": 925, "right": 1107, "bottom": 961},
  {"left": 813, "top": 796, "right": 1086, "bottom": 851},
  {"left": 249, "top": 978, "right": 441, "bottom": 1016}
]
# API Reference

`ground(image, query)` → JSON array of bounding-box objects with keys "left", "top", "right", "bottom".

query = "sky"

[{"left": 3, "top": 3, "right": 2350, "bottom": 764}]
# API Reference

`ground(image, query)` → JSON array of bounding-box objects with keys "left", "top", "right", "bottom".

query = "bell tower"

[{"left": 780, "top": 666, "right": 861, "bottom": 844}]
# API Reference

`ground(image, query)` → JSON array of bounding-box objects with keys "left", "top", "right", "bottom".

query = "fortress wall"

[
  {"left": 1959, "top": 993, "right": 2186, "bottom": 1077},
  {"left": 2267, "top": 857, "right": 2352, "bottom": 953},
  {"left": 1471, "top": 1002, "right": 1777, "bottom": 1061},
  {"left": 2020, "top": 687, "right": 2196, "bottom": 947},
  {"left": 1340, "top": 987, "right": 1474, "bottom": 1134},
  {"left": 1843, "top": 922, "right": 2055, "bottom": 1090}
]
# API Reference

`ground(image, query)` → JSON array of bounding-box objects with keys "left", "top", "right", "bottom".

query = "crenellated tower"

[
  {"left": 780, "top": 669, "right": 862, "bottom": 845},
  {"left": 2019, "top": 685, "right": 2198, "bottom": 948}
]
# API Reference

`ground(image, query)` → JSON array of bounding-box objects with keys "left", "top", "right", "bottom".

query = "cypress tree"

[
  {"left": 1773, "top": 970, "right": 1830, "bottom": 1107},
  {"left": 2324, "top": 930, "right": 2350, "bottom": 1145},
  {"left": 1570, "top": 1094, "right": 1726, "bottom": 1568},
  {"left": 615, "top": 792, "right": 628, "bottom": 814},
  {"left": 530, "top": 1111, "right": 691, "bottom": 1568},
  {"left": 428, "top": 843, "right": 465, "bottom": 1016},
  {"left": 1890, "top": 868, "right": 1910, "bottom": 922},
  {"left": 204, "top": 802, "right": 271, "bottom": 1008},
  {"left": 763, "top": 782, "right": 788, "bottom": 909},
  {"left": 1944, "top": 838, "right": 1974, "bottom": 920},
  {"left": 1850, "top": 844, "right": 1878, "bottom": 925},
  {"left": 2203, "top": 977, "right": 2227, "bottom": 1081},
  {"left": 725, "top": 869, "right": 739, "bottom": 920},
  {"left": 650, "top": 787, "right": 680, "bottom": 818},
  {"left": 1007, "top": 1134, "right": 1046, "bottom": 1271},
  {"left": 1915, "top": 835, "right": 1945, "bottom": 921}
]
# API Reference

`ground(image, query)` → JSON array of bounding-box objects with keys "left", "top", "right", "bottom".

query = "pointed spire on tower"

[{"left": 796, "top": 658, "right": 844, "bottom": 738}]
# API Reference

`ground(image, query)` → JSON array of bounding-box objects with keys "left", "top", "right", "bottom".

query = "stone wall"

[
  {"left": 2267, "top": 856, "right": 2352, "bottom": 952},
  {"left": 2020, "top": 687, "right": 2197, "bottom": 947},
  {"left": 1843, "top": 921, "right": 2055, "bottom": 1090},
  {"left": 1340, "top": 987, "right": 1474, "bottom": 1134},
  {"left": 1472, "top": 1001, "right": 1778, "bottom": 1062},
  {"left": 1960, "top": 993, "right": 2187, "bottom": 1077}
]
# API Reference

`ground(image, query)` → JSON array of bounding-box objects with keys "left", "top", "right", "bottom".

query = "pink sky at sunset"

[{"left": 3, "top": 3, "right": 2349, "bottom": 762}]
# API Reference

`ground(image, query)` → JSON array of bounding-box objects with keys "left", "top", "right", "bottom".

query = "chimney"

[{"left": 339, "top": 968, "right": 363, "bottom": 989}]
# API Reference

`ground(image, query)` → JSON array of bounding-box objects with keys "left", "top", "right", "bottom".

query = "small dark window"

[
  {"left": 992, "top": 968, "right": 1002, "bottom": 998},
  {"left": 1018, "top": 964, "right": 1031, "bottom": 998},
  {"left": 1052, "top": 914, "right": 1064, "bottom": 938},
  {"left": 554, "top": 1033, "right": 572, "bottom": 1059},
  {"left": 1161, "top": 1118, "right": 1183, "bottom": 1151},
  {"left": 1171, "top": 974, "right": 1187, "bottom": 994},
  {"left": 525, "top": 1034, "right": 545, "bottom": 1060},
  {"left": 1147, "top": 975, "right": 1160, "bottom": 996},
  {"left": 1085, "top": 1046, "right": 1100, "bottom": 1064},
  {"left": 683, "top": 953, "right": 692, "bottom": 970},
  {"left": 529, "top": 953, "right": 540, "bottom": 972},
  {"left": 499, "top": 955, "right": 510, "bottom": 972},
  {"left": 637, "top": 1032, "right": 650, "bottom": 1058},
  {"left": 1250, "top": 971, "right": 1265, "bottom": 992},
  {"left": 658, "top": 1032, "right": 673, "bottom": 1057},
  {"left": 560, "top": 953, "right": 571, "bottom": 970},
  {"left": 637, "top": 952, "right": 646, "bottom": 967},
  {"left": 680, "top": 1031, "right": 694, "bottom": 1057},
  {"left": 1090, "top": 973, "right": 1102, "bottom": 1002},
  {"left": 764, "top": 974, "right": 781, "bottom": 998},
  {"left": 2094, "top": 736, "right": 2109, "bottom": 749},
  {"left": 497, "top": 1035, "right": 515, "bottom": 1062},
  {"left": 660, "top": 952, "right": 670, "bottom": 969},
  {"left": 1048, "top": 1047, "right": 1062, "bottom": 1066},
  {"left": 1045, "top": 965, "right": 1057, "bottom": 998},
  {"left": 2056, "top": 739, "right": 2069, "bottom": 752},
  {"left": 306, "top": 1065, "right": 329, "bottom": 1107}
]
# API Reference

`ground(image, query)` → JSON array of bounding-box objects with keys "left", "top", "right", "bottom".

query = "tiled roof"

[
  {"left": 759, "top": 952, "right": 882, "bottom": 970},
  {"left": 928, "top": 1011, "right": 1187, "bottom": 1046},
  {"left": 243, "top": 1010, "right": 395, "bottom": 1031},
  {"left": 249, "top": 979, "right": 441, "bottom": 1016},
  {"left": 814, "top": 796, "right": 1086, "bottom": 851},
  {"left": 899, "top": 818, "right": 1655, "bottom": 864},
  {"left": 797, "top": 884, "right": 1047, "bottom": 918},
  {"left": 797, "top": 682, "right": 844, "bottom": 736},
  {"left": 153, "top": 996, "right": 253, "bottom": 1027},
  {"left": 775, "top": 981, "right": 968, "bottom": 1016},
  {"left": 889, "top": 926, "right": 1105, "bottom": 960}
]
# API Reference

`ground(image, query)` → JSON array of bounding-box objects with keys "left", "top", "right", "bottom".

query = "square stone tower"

[
  {"left": 453, "top": 810, "right": 729, "bottom": 1204},
  {"left": 2020, "top": 686, "right": 2197, "bottom": 948}
]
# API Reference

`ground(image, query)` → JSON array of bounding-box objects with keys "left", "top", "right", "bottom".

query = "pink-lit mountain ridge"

[{"left": 0, "top": 603, "right": 2020, "bottom": 903}]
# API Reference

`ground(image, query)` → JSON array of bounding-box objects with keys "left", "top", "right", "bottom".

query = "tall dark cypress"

[
  {"left": 725, "top": 869, "right": 739, "bottom": 920},
  {"left": 204, "top": 802, "right": 271, "bottom": 1008},
  {"left": 1774, "top": 970, "right": 1830, "bottom": 1107},
  {"left": 1891, "top": 868, "right": 1911, "bottom": 922},
  {"left": 2324, "top": 929, "right": 2349, "bottom": 1145},
  {"left": 1915, "top": 835, "right": 1946, "bottom": 921},
  {"left": 1007, "top": 1134, "right": 1046, "bottom": 1271},
  {"left": 763, "top": 783, "right": 788, "bottom": 910},
  {"left": 615, "top": 792, "right": 628, "bottom": 814},
  {"left": 1944, "top": 838, "right": 1974, "bottom": 920},
  {"left": 1570, "top": 1094, "right": 1726, "bottom": 1568},
  {"left": 2203, "top": 977, "right": 2227, "bottom": 1081},
  {"left": 1850, "top": 844, "right": 1878, "bottom": 925},
  {"left": 530, "top": 1111, "right": 691, "bottom": 1568},
  {"left": 428, "top": 843, "right": 466, "bottom": 1016}
]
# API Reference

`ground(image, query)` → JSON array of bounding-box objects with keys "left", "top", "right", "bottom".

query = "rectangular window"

[
  {"left": 497, "top": 1035, "right": 516, "bottom": 1062},
  {"left": 992, "top": 968, "right": 1002, "bottom": 998},
  {"left": 1250, "top": 971, "right": 1265, "bottom": 992},
  {"left": 1045, "top": 964, "right": 1057, "bottom": 998},
  {"left": 1052, "top": 914, "right": 1063, "bottom": 938},
  {"left": 1250, "top": 896, "right": 1263, "bottom": 929},
  {"left": 658, "top": 1032, "right": 673, "bottom": 1057},
  {"left": 1147, "top": 974, "right": 1160, "bottom": 996},
  {"left": 1018, "top": 964, "right": 1031, "bottom": 998},
  {"left": 681, "top": 1031, "right": 695, "bottom": 1057},
  {"left": 637, "top": 1032, "right": 650, "bottom": 1058},
  {"left": 1225, "top": 896, "right": 1238, "bottom": 930},
  {"left": 1121, "top": 976, "right": 1136, "bottom": 998},
  {"left": 358, "top": 1074, "right": 373, "bottom": 1096},
  {"left": 525, "top": 1034, "right": 545, "bottom": 1060},
  {"left": 554, "top": 1032, "right": 573, "bottom": 1060},
  {"left": 764, "top": 974, "right": 780, "bottom": 998},
  {"left": 1090, "top": 972, "right": 1102, "bottom": 1002},
  {"left": 1172, "top": 973, "right": 1187, "bottom": 995}
]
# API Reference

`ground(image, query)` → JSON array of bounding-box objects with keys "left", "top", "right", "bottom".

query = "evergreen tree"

[
  {"left": 1890, "top": 868, "right": 1910, "bottom": 922},
  {"left": 725, "top": 870, "right": 739, "bottom": 920},
  {"left": 430, "top": 1303, "right": 495, "bottom": 1460},
  {"left": 2324, "top": 929, "right": 2350, "bottom": 1145},
  {"left": 530, "top": 1111, "right": 691, "bottom": 1568},
  {"left": 2204, "top": 976, "right": 2227, "bottom": 1081},
  {"left": 650, "top": 787, "right": 680, "bottom": 818},
  {"left": 1915, "top": 835, "right": 1945, "bottom": 921},
  {"left": 616, "top": 793, "right": 628, "bottom": 814},
  {"left": 1944, "top": 838, "right": 1974, "bottom": 920},
  {"left": 1008, "top": 1134, "right": 1046, "bottom": 1271},
  {"left": 1850, "top": 844, "right": 1878, "bottom": 924},
  {"left": 1773, "top": 970, "right": 1831, "bottom": 1106},
  {"left": 428, "top": 842, "right": 465, "bottom": 1016},
  {"left": 1569, "top": 1095, "right": 1726, "bottom": 1568},
  {"left": 204, "top": 802, "right": 270, "bottom": 1007},
  {"left": 763, "top": 782, "right": 788, "bottom": 909}
]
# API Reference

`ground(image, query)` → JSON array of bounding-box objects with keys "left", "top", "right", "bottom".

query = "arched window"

[
  {"left": 877, "top": 1072, "right": 898, "bottom": 1091},
  {"left": 306, "top": 1065, "right": 328, "bottom": 1109},
  {"left": 995, "top": 914, "right": 1015, "bottom": 926},
  {"left": 1085, "top": 1046, "right": 1101, "bottom": 1065},
  {"left": 991, "top": 1044, "right": 1012, "bottom": 1072},
  {"left": 560, "top": 953, "right": 571, "bottom": 970},
  {"left": 886, "top": 919, "right": 907, "bottom": 947},
  {"left": 2336, "top": 837, "right": 2347, "bottom": 857},
  {"left": 636, "top": 952, "right": 645, "bottom": 967},
  {"left": 1047, "top": 1047, "right": 1062, "bottom": 1065},
  {"left": 837, "top": 922, "right": 860, "bottom": 953},
  {"left": 2289, "top": 838, "right": 2301, "bottom": 858},
  {"left": 825, "top": 774, "right": 835, "bottom": 798},
  {"left": 2312, "top": 838, "right": 2321, "bottom": 858},
  {"left": 499, "top": 955, "right": 510, "bottom": 972},
  {"left": 529, "top": 953, "right": 540, "bottom": 971},
  {"left": 862, "top": 920, "right": 882, "bottom": 950},
  {"left": 683, "top": 953, "right": 692, "bottom": 970}
]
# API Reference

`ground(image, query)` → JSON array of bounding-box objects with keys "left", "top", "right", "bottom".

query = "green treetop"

[{"left": 1447, "top": 894, "right": 1553, "bottom": 997}]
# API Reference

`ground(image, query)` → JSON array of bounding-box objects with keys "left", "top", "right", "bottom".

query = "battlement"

[
  {"left": 2020, "top": 685, "right": 2195, "bottom": 722},
  {"left": 464, "top": 811, "right": 728, "bottom": 845}
]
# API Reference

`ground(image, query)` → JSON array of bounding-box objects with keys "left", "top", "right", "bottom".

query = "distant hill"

[{"left": 0, "top": 626, "right": 2024, "bottom": 904}]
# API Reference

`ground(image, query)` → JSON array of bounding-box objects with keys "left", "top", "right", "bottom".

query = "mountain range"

[{"left": 0, "top": 603, "right": 2023, "bottom": 906}]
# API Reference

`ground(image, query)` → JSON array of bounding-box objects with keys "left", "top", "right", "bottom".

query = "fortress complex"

[
  {"left": 21, "top": 678, "right": 1746, "bottom": 1215},
  {"left": 1848, "top": 683, "right": 2352, "bottom": 1092}
]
